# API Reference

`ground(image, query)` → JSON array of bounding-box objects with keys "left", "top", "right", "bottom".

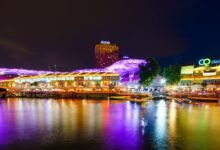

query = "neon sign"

[{"left": 198, "top": 58, "right": 220, "bottom": 66}]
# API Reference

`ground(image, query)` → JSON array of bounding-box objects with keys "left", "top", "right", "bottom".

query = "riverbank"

[
  {"left": 167, "top": 96, "right": 220, "bottom": 103},
  {"left": 2, "top": 90, "right": 153, "bottom": 100},
  {"left": 1, "top": 91, "right": 117, "bottom": 99}
]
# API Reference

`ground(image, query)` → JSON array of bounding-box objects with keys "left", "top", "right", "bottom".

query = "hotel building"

[{"left": 95, "top": 41, "right": 119, "bottom": 68}]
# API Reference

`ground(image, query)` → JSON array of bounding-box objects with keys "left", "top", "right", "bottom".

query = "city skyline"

[{"left": 0, "top": 1, "right": 220, "bottom": 150}]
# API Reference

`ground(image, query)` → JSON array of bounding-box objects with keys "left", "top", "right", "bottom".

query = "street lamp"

[{"left": 160, "top": 78, "right": 166, "bottom": 94}]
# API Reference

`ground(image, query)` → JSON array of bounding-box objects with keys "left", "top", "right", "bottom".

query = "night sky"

[{"left": 0, "top": 0, "right": 219, "bottom": 71}]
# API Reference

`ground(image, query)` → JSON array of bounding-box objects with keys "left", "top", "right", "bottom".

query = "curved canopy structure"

[
  {"left": 0, "top": 59, "right": 147, "bottom": 84},
  {"left": 0, "top": 68, "right": 53, "bottom": 76},
  {"left": 75, "top": 59, "right": 147, "bottom": 76},
  {"left": 105, "top": 59, "right": 147, "bottom": 75}
]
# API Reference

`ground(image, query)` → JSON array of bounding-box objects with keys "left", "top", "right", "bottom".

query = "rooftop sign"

[
  {"left": 100, "top": 41, "right": 110, "bottom": 44},
  {"left": 198, "top": 58, "right": 220, "bottom": 66},
  {"left": 181, "top": 65, "right": 194, "bottom": 74}
]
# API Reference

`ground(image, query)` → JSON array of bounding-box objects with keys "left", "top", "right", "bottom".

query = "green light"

[
  {"left": 198, "top": 58, "right": 211, "bottom": 66},
  {"left": 203, "top": 58, "right": 211, "bottom": 66}
]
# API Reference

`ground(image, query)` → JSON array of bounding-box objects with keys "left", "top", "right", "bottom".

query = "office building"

[{"left": 95, "top": 41, "right": 119, "bottom": 68}]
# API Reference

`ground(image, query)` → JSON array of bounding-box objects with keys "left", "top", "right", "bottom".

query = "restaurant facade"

[{"left": 180, "top": 58, "right": 220, "bottom": 91}]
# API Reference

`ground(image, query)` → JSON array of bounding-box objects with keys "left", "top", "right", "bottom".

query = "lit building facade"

[
  {"left": 0, "top": 72, "right": 120, "bottom": 93},
  {"left": 181, "top": 65, "right": 220, "bottom": 84},
  {"left": 0, "top": 59, "right": 149, "bottom": 93},
  {"left": 75, "top": 58, "right": 147, "bottom": 89},
  {"left": 95, "top": 41, "right": 119, "bottom": 68},
  {"left": 180, "top": 58, "right": 220, "bottom": 91}
]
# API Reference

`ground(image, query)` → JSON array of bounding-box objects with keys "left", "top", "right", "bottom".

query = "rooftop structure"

[
  {"left": 178, "top": 62, "right": 220, "bottom": 92},
  {"left": 0, "top": 59, "right": 148, "bottom": 92},
  {"left": 75, "top": 58, "right": 147, "bottom": 87},
  {"left": 75, "top": 59, "right": 147, "bottom": 76}
]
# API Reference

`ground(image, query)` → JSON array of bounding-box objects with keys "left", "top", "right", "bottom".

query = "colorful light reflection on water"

[{"left": 0, "top": 99, "right": 220, "bottom": 150}]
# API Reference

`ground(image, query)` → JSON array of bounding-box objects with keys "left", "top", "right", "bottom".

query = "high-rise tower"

[{"left": 95, "top": 41, "right": 119, "bottom": 68}]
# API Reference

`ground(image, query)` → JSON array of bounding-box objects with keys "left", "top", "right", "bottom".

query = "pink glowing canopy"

[
  {"left": 0, "top": 59, "right": 146, "bottom": 83},
  {"left": 0, "top": 68, "right": 53, "bottom": 75},
  {"left": 75, "top": 59, "right": 147, "bottom": 76}
]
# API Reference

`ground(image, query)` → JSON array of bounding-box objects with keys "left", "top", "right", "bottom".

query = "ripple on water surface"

[{"left": 0, "top": 98, "right": 220, "bottom": 150}]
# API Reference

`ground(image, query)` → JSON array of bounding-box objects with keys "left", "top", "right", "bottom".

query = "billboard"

[{"left": 181, "top": 65, "right": 194, "bottom": 74}]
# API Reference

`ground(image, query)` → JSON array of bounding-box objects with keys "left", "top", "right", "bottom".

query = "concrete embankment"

[
  {"left": 187, "top": 97, "right": 220, "bottom": 102},
  {"left": 4, "top": 92, "right": 117, "bottom": 99}
]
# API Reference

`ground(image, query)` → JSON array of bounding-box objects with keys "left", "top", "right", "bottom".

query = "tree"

[
  {"left": 163, "top": 64, "right": 181, "bottom": 85},
  {"left": 139, "top": 57, "right": 160, "bottom": 87}
]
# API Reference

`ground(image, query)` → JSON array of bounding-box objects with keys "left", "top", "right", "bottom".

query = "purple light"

[
  {"left": 0, "top": 59, "right": 146, "bottom": 77},
  {"left": 0, "top": 68, "right": 54, "bottom": 76},
  {"left": 74, "top": 59, "right": 147, "bottom": 82},
  {"left": 122, "top": 56, "right": 129, "bottom": 59},
  {"left": 0, "top": 59, "right": 146, "bottom": 83},
  {"left": 105, "top": 59, "right": 146, "bottom": 75}
]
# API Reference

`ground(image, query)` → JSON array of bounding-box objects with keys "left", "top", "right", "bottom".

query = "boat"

[
  {"left": 127, "top": 95, "right": 151, "bottom": 103},
  {"left": 182, "top": 98, "right": 192, "bottom": 103},
  {"left": 110, "top": 94, "right": 152, "bottom": 102},
  {"left": 129, "top": 98, "right": 150, "bottom": 103},
  {"left": 110, "top": 96, "right": 130, "bottom": 100}
]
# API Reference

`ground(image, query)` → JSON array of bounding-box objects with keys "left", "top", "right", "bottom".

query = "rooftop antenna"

[
  {"left": 48, "top": 65, "right": 51, "bottom": 71},
  {"left": 54, "top": 64, "right": 57, "bottom": 71}
]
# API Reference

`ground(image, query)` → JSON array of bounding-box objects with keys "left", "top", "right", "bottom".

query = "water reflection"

[
  {"left": 155, "top": 100, "right": 167, "bottom": 148},
  {"left": 0, "top": 98, "right": 220, "bottom": 149}
]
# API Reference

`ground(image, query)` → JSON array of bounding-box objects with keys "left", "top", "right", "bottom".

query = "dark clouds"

[{"left": 0, "top": 0, "right": 219, "bottom": 71}]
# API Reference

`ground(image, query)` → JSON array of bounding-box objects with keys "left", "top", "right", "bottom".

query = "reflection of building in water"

[
  {"left": 155, "top": 100, "right": 167, "bottom": 148},
  {"left": 168, "top": 100, "right": 177, "bottom": 149}
]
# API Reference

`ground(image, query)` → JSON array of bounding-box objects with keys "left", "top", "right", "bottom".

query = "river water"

[{"left": 0, "top": 98, "right": 219, "bottom": 150}]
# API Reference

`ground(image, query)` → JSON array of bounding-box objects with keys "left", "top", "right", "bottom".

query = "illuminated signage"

[
  {"left": 101, "top": 41, "right": 110, "bottom": 44},
  {"left": 181, "top": 65, "right": 194, "bottom": 74},
  {"left": 203, "top": 72, "right": 216, "bottom": 76},
  {"left": 198, "top": 58, "right": 220, "bottom": 66}
]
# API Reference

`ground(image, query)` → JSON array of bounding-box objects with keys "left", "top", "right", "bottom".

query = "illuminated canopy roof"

[
  {"left": 75, "top": 59, "right": 147, "bottom": 76},
  {"left": 0, "top": 59, "right": 146, "bottom": 84}
]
